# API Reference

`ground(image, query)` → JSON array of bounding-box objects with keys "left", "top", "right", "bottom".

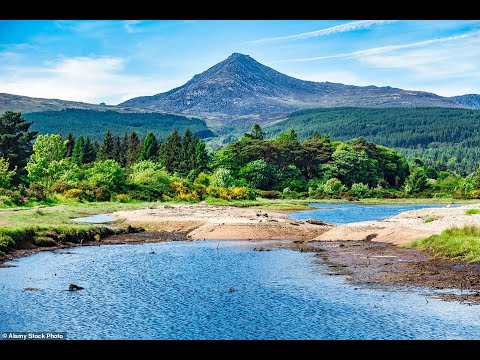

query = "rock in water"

[
  {"left": 68, "top": 284, "right": 84, "bottom": 291},
  {"left": 306, "top": 219, "right": 330, "bottom": 226}
]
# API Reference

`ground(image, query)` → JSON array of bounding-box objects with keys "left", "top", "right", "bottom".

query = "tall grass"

[
  {"left": 406, "top": 226, "right": 480, "bottom": 262},
  {"left": 465, "top": 209, "right": 480, "bottom": 215}
]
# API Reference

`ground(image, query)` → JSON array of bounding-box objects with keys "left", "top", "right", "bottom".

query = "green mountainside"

[
  {"left": 24, "top": 109, "right": 215, "bottom": 141},
  {"left": 264, "top": 107, "right": 480, "bottom": 174}
]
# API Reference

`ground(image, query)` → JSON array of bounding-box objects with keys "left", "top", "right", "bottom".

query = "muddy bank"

[
  {"left": 0, "top": 226, "right": 145, "bottom": 267},
  {"left": 309, "top": 240, "right": 480, "bottom": 304},
  {"left": 112, "top": 204, "right": 333, "bottom": 241}
]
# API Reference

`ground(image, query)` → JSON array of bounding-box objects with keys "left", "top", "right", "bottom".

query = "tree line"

[
  {"left": 265, "top": 107, "right": 480, "bottom": 175},
  {"left": 2, "top": 111, "right": 480, "bottom": 206}
]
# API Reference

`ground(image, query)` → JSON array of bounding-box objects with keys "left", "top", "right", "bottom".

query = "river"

[{"left": 0, "top": 203, "right": 479, "bottom": 339}]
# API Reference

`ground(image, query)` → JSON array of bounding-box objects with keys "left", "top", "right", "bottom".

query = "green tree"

[
  {"left": 84, "top": 160, "right": 126, "bottom": 191},
  {"left": 126, "top": 131, "right": 142, "bottom": 168},
  {"left": 0, "top": 157, "right": 16, "bottom": 189},
  {"left": 194, "top": 140, "right": 209, "bottom": 174},
  {"left": 112, "top": 135, "right": 123, "bottom": 165},
  {"left": 71, "top": 136, "right": 85, "bottom": 166},
  {"left": 0, "top": 111, "right": 38, "bottom": 183},
  {"left": 158, "top": 129, "right": 182, "bottom": 173},
  {"left": 239, "top": 159, "right": 272, "bottom": 190},
  {"left": 322, "top": 145, "right": 378, "bottom": 187},
  {"left": 83, "top": 137, "right": 97, "bottom": 164},
  {"left": 97, "top": 130, "right": 116, "bottom": 161},
  {"left": 244, "top": 123, "right": 264, "bottom": 140},
  {"left": 404, "top": 166, "right": 428, "bottom": 194},
  {"left": 178, "top": 129, "right": 198, "bottom": 176},
  {"left": 140, "top": 132, "right": 159, "bottom": 161},
  {"left": 65, "top": 132, "right": 75, "bottom": 157},
  {"left": 26, "top": 134, "right": 71, "bottom": 187}
]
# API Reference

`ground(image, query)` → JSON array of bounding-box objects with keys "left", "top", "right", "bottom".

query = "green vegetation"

[
  {"left": 407, "top": 226, "right": 480, "bottom": 262},
  {"left": 3, "top": 111, "right": 480, "bottom": 214},
  {"left": 465, "top": 209, "right": 480, "bottom": 215},
  {"left": 265, "top": 107, "right": 480, "bottom": 175},
  {"left": 424, "top": 216, "right": 436, "bottom": 223},
  {"left": 25, "top": 109, "right": 215, "bottom": 141}
]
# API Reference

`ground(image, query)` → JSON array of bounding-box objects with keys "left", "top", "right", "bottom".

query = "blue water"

[
  {"left": 289, "top": 202, "right": 458, "bottom": 224},
  {"left": 71, "top": 214, "right": 114, "bottom": 224},
  {"left": 1, "top": 241, "right": 480, "bottom": 339}
]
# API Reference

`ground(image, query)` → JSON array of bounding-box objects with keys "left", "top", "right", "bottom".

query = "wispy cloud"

[
  {"left": 246, "top": 20, "right": 397, "bottom": 44},
  {"left": 274, "top": 29, "right": 480, "bottom": 63},
  {"left": 0, "top": 56, "right": 180, "bottom": 104},
  {"left": 124, "top": 20, "right": 143, "bottom": 34}
]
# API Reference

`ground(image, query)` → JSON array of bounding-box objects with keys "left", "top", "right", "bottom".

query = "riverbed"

[{"left": 1, "top": 240, "right": 480, "bottom": 339}]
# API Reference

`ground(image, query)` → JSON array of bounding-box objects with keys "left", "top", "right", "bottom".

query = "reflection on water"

[
  {"left": 289, "top": 202, "right": 459, "bottom": 224},
  {"left": 71, "top": 214, "right": 114, "bottom": 224},
  {"left": 1, "top": 241, "right": 479, "bottom": 339}
]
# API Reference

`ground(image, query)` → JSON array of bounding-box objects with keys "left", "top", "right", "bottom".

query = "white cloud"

[
  {"left": 124, "top": 20, "right": 143, "bottom": 34},
  {"left": 357, "top": 35, "right": 480, "bottom": 80},
  {"left": 275, "top": 29, "right": 480, "bottom": 63},
  {"left": 0, "top": 56, "right": 182, "bottom": 104},
  {"left": 246, "top": 20, "right": 397, "bottom": 44}
]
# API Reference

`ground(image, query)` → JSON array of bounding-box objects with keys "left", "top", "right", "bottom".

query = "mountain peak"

[
  {"left": 227, "top": 52, "right": 252, "bottom": 61},
  {"left": 120, "top": 53, "right": 465, "bottom": 118}
]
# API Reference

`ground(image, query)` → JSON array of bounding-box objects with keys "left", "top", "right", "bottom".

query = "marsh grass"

[
  {"left": 465, "top": 209, "right": 480, "bottom": 215},
  {"left": 405, "top": 226, "right": 480, "bottom": 262}
]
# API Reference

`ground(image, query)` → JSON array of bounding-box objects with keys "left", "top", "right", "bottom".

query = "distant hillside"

[
  {"left": 121, "top": 53, "right": 463, "bottom": 122},
  {"left": 24, "top": 109, "right": 215, "bottom": 141},
  {"left": 265, "top": 107, "right": 480, "bottom": 174},
  {"left": 450, "top": 94, "right": 480, "bottom": 109},
  {"left": 0, "top": 93, "right": 149, "bottom": 114}
]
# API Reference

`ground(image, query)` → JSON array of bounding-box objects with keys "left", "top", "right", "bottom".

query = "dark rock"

[
  {"left": 362, "top": 234, "right": 378, "bottom": 242},
  {"left": 229, "top": 287, "right": 236, "bottom": 293},
  {"left": 68, "top": 284, "right": 84, "bottom": 291},
  {"left": 306, "top": 219, "right": 330, "bottom": 226}
]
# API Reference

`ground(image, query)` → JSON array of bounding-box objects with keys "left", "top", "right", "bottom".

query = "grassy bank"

[
  {"left": 0, "top": 201, "right": 155, "bottom": 257},
  {"left": 406, "top": 226, "right": 480, "bottom": 263}
]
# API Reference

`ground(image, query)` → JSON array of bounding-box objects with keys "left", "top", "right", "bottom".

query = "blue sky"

[{"left": 0, "top": 20, "right": 479, "bottom": 104}]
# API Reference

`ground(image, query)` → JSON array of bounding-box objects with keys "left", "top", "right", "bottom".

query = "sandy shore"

[
  {"left": 314, "top": 204, "right": 480, "bottom": 244},
  {"left": 112, "top": 204, "right": 333, "bottom": 241}
]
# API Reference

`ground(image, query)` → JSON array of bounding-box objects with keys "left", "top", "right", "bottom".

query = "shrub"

[
  {"left": 0, "top": 234, "right": 14, "bottom": 256},
  {"left": 177, "top": 191, "right": 200, "bottom": 202},
  {"left": 64, "top": 188, "right": 84, "bottom": 201},
  {"left": 350, "top": 183, "right": 371, "bottom": 198},
  {"left": 94, "top": 186, "right": 111, "bottom": 201},
  {"left": 194, "top": 172, "right": 211, "bottom": 187},
  {"left": 321, "top": 178, "right": 347, "bottom": 196},
  {"left": 0, "top": 189, "right": 24, "bottom": 206},
  {"left": 115, "top": 194, "right": 131, "bottom": 203},
  {"left": 33, "top": 236, "right": 57, "bottom": 247},
  {"left": 211, "top": 168, "right": 234, "bottom": 188},
  {"left": 129, "top": 161, "right": 171, "bottom": 190},
  {"left": 0, "top": 157, "right": 16, "bottom": 189},
  {"left": 0, "top": 196, "right": 14, "bottom": 207},
  {"left": 230, "top": 187, "right": 255, "bottom": 200},
  {"left": 169, "top": 181, "right": 188, "bottom": 195},
  {"left": 256, "top": 190, "right": 281, "bottom": 199},
  {"left": 51, "top": 181, "right": 74, "bottom": 194},
  {"left": 465, "top": 209, "right": 480, "bottom": 215},
  {"left": 85, "top": 160, "right": 126, "bottom": 191},
  {"left": 26, "top": 183, "right": 49, "bottom": 202}
]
